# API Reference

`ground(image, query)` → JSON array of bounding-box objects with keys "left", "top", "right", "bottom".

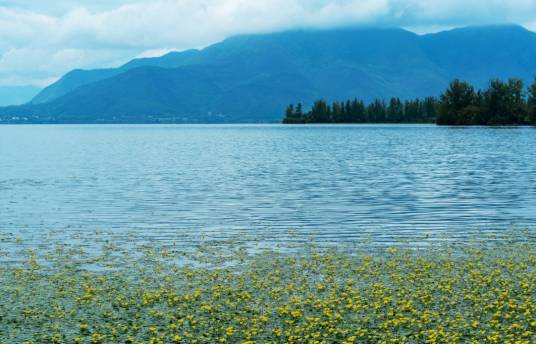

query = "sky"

[{"left": 1, "top": 0, "right": 536, "bottom": 89}]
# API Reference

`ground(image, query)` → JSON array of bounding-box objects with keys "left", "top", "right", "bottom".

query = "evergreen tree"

[
  {"left": 387, "top": 97, "right": 404, "bottom": 123},
  {"left": 295, "top": 103, "right": 303, "bottom": 118},
  {"left": 343, "top": 100, "right": 352, "bottom": 123},
  {"left": 331, "top": 101, "right": 344, "bottom": 123},
  {"left": 285, "top": 104, "right": 294, "bottom": 118},
  {"left": 507, "top": 78, "right": 526, "bottom": 123},
  {"left": 437, "top": 80, "right": 478, "bottom": 125},
  {"left": 483, "top": 79, "right": 525, "bottom": 125},
  {"left": 283, "top": 104, "right": 294, "bottom": 124},
  {"left": 404, "top": 99, "right": 421, "bottom": 122},
  {"left": 367, "top": 99, "right": 387, "bottom": 123},
  {"left": 283, "top": 103, "right": 308, "bottom": 124},
  {"left": 527, "top": 78, "right": 536, "bottom": 124},
  {"left": 350, "top": 99, "right": 367, "bottom": 123},
  {"left": 470, "top": 91, "right": 488, "bottom": 125},
  {"left": 422, "top": 97, "right": 438, "bottom": 122},
  {"left": 309, "top": 100, "right": 331, "bottom": 123}
]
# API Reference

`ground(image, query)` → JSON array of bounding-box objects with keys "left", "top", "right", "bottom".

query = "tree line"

[
  {"left": 283, "top": 97, "right": 438, "bottom": 124},
  {"left": 437, "top": 78, "right": 536, "bottom": 125},
  {"left": 283, "top": 77, "right": 536, "bottom": 125}
]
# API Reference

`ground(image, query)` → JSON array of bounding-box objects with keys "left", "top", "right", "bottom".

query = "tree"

[
  {"left": 437, "top": 80, "right": 478, "bottom": 125},
  {"left": 282, "top": 104, "right": 293, "bottom": 124},
  {"left": 331, "top": 101, "right": 345, "bottom": 123},
  {"left": 482, "top": 79, "right": 525, "bottom": 125},
  {"left": 282, "top": 77, "right": 534, "bottom": 125},
  {"left": 469, "top": 91, "right": 487, "bottom": 125},
  {"left": 309, "top": 100, "right": 331, "bottom": 123},
  {"left": 367, "top": 99, "right": 386, "bottom": 123},
  {"left": 349, "top": 99, "right": 366, "bottom": 123},
  {"left": 283, "top": 103, "right": 309, "bottom": 124},
  {"left": 404, "top": 99, "right": 422, "bottom": 122},
  {"left": 387, "top": 97, "right": 404, "bottom": 123},
  {"left": 285, "top": 104, "right": 294, "bottom": 118},
  {"left": 528, "top": 78, "right": 536, "bottom": 124},
  {"left": 507, "top": 78, "right": 526, "bottom": 124},
  {"left": 295, "top": 103, "right": 302, "bottom": 115},
  {"left": 422, "top": 97, "right": 438, "bottom": 122}
]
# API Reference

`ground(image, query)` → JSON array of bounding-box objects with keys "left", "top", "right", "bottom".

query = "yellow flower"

[{"left": 291, "top": 310, "right": 302, "bottom": 318}]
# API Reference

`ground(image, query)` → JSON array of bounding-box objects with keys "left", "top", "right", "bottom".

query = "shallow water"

[{"left": 1, "top": 124, "right": 535, "bottom": 244}]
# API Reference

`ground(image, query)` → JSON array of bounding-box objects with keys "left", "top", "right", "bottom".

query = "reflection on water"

[{"left": 0, "top": 124, "right": 535, "bottom": 244}]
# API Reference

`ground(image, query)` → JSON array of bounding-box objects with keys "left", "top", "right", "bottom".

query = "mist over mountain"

[
  {"left": 1, "top": 25, "right": 535, "bottom": 123},
  {"left": 0, "top": 86, "right": 41, "bottom": 107}
]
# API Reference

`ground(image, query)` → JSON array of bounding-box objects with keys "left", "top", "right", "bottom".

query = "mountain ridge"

[{"left": 2, "top": 24, "right": 536, "bottom": 123}]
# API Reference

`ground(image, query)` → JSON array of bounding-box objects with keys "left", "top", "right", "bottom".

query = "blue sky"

[{"left": 1, "top": 0, "right": 536, "bottom": 88}]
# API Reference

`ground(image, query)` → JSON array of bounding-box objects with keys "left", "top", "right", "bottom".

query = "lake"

[{"left": 1, "top": 124, "right": 535, "bottom": 245}]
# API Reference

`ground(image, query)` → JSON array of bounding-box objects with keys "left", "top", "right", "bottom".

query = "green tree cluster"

[
  {"left": 283, "top": 97, "right": 437, "bottom": 124},
  {"left": 284, "top": 77, "right": 536, "bottom": 125},
  {"left": 437, "top": 78, "right": 536, "bottom": 125}
]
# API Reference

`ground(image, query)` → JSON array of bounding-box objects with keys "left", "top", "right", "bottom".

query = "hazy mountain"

[
  {"left": 0, "top": 86, "right": 41, "bottom": 106},
  {"left": 421, "top": 25, "right": 536, "bottom": 86},
  {"left": 2, "top": 25, "right": 536, "bottom": 123},
  {"left": 30, "top": 50, "right": 202, "bottom": 104}
]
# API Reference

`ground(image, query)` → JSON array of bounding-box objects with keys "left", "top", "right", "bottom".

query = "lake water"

[{"left": 1, "top": 124, "right": 535, "bottom": 245}]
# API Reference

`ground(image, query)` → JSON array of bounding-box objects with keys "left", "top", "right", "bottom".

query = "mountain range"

[{"left": 1, "top": 24, "right": 536, "bottom": 123}]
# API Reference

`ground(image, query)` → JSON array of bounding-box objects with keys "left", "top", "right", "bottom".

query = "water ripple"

[{"left": 0, "top": 124, "right": 535, "bottom": 243}]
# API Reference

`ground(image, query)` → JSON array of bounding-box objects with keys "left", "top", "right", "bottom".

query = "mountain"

[
  {"left": 0, "top": 86, "right": 41, "bottom": 106},
  {"left": 421, "top": 25, "right": 536, "bottom": 86},
  {"left": 30, "top": 50, "right": 202, "bottom": 104},
  {"left": 1, "top": 25, "right": 536, "bottom": 123}
]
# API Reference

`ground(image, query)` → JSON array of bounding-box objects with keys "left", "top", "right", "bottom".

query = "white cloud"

[
  {"left": 1, "top": 0, "right": 536, "bottom": 87},
  {"left": 0, "top": 76, "right": 57, "bottom": 88},
  {"left": 136, "top": 48, "right": 180, "bottom": 58}
]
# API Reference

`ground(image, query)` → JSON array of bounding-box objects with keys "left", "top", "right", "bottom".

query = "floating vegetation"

[{"left": 0, "top": 230, "right": 535, "bottom": 343}]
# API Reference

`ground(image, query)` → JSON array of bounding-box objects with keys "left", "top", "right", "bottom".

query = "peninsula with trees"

[{"left": 283, "top": 78, "right": 536, "bottom": 125}]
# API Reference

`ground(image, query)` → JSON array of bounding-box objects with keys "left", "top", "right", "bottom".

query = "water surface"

[{"left": 1, "top": 124, "right": 535, "bottom": 244}]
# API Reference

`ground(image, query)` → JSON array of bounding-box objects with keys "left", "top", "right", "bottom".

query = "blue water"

[{"left": 1, "top": 124, "right": 535, "bottom": 243}]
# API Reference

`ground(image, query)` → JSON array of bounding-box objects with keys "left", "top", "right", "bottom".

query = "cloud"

[
  {"left": 1, "top": 0, "right": 536, "bottom": 87},
  {"left": 395, "top": 0, "right": 536, "bottom": 26}
]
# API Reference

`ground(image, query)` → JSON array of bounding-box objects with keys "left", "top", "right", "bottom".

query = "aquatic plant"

[{"left": 0, "top": 231, "right": 534, "bottom": 343}]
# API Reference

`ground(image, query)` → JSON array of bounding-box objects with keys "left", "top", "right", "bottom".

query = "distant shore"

[{"left": 283, "top": 78, "right": 536, "bottom": 126}]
